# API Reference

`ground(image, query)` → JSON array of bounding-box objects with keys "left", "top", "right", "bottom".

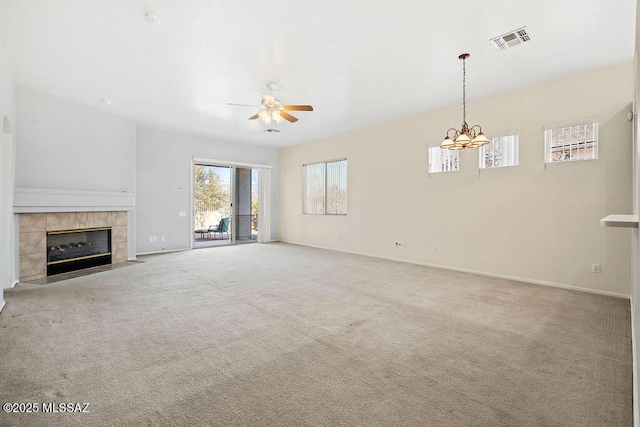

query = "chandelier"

[{"left": 440, "top": 53, "right": 489, "bottom": 150}]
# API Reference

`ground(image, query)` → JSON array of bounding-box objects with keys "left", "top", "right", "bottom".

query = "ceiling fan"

[{"left": 227, "top": 83, "right": 313, "bottom": 125}]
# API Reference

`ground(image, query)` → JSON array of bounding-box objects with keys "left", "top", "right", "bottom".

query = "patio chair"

[{"left": 208, "top": 217, "right": 230, "bottom": 240}]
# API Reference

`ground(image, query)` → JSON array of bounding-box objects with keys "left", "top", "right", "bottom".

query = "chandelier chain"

[{"left": 462, "top": 56, "right": 466, "bottom": 126}]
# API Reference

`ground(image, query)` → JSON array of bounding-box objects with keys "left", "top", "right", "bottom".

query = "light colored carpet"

[{"left": 0, "top": 242, "right": 632, "bottom": 426}]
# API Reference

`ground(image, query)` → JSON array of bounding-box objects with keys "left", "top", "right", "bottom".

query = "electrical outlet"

[
  {"left": 434, "top": 247, "right": 440, "bottom": 253},
  {"left": 148, "top": 237, "right": 152, "bottom": 242},
  {"left": 161, "top": 236, "right": 165, "bottom": 242},
  {"left": 591, "top": 264, "right": 601, "bottom": 273},
  {"left": 153, "top": 236, "right": 157, "bottom": 242}
]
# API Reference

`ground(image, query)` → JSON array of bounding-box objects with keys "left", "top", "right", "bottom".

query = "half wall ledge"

[{"left": 600, "top": 214, "right": 639, "bottom": 228}]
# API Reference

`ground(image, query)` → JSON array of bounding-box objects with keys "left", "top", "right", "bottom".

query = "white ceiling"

[{"left": 0, "top": 0, "right": 635, "bottom": 148}]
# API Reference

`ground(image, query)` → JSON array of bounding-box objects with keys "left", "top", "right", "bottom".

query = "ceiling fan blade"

[
  {"left": 228, "top": 103, "right": 260, "bottom": 108},
  {"left": 282, "top": 105, "right": 313, "bottom": 111},
  {"left": 248, "top": 113, "right": 259, "bottom": 120},
  {"left": 279, "top": 111, "right": 299, "bottom": 123}
]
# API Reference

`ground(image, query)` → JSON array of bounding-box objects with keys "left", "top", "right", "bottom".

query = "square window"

[
  {"left": 303, "top": 159, "right": 347, "bottom": 215},
  {"left": 544, "top": 121, "right": 598, "bottom": 163},
  {"left": 429, "top": 147, "right": 459, "bottom": 173},
  {"left": 479, "top": 133, "right": 519, "bottom": 169}
]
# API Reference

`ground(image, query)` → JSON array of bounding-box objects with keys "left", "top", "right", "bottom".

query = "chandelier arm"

[
  {"left": 469, "top": 124, "right": 482, "bottom": 137},
  {"left": 446, "top": 128, "right": 459, "bottom": 139}
]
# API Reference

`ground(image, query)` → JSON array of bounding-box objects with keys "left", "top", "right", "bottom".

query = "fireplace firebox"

[{"left": 46, "top": 228, "right": 112, "bottom": 276}]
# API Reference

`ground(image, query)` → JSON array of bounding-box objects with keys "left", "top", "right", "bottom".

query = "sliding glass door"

[
  {"left": 193, "top": 163, "right": 261, "bottom": 247},
  {"left": 193, "top": 165, "right": 232, "bottom": 247}
]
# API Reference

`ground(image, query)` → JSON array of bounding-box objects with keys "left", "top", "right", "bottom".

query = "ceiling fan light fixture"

[
  {"left": 272, "top": 111, "right": 284, "bottom": 124},
  {"left": 230, "top": 83, "right": 313, "bottom": 124},
  {"left": 258, "top": 109, "right": 271, "bottom": 124}
]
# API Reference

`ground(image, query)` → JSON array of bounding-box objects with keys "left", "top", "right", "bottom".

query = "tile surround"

[
  {"left": 112, "top": 225, "right": 127, "bottom": 244},
  {"left": 20, "top": 254, "right": 46, "bottom": 279},
  {"left": 46, "top": 212, "right": 71, "bottom": 231},
  {"left": 113, "top": 242, "right": 128, "bottom": 264},
  {"left": 19, "top": 232, "right": 46, "bottom": 256},
  {"left": 113, "top": 211, "right": 127, "bottom": 226},
  {"left": 94, "top": 212, "right": 112, "bottom": 228},
  {"left": 19, "top": 213, "right": 46, "bottom": 233},
  {"left": 19, "top": 211, "right": 128, "bottom": 281}
]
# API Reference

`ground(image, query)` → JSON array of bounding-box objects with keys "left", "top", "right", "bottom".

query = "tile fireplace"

[{"left": 19, "top": 211, "right": 128, "bottom": 281}]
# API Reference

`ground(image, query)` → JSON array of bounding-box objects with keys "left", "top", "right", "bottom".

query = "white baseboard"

[
  {"left": 278, "top": 240, "right": 630, "bottom": 299},
  {"left": 139, "top": 241, "right": 276, "bottom": 256},
  {"left": 136, "top": 248, "right": 190, "bottom": 256},
  {"left": 3, "top": 279, "right": 18, "bottom": 290}
]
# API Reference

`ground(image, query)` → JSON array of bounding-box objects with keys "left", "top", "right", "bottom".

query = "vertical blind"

[
  {"left": 303, "top": 162, "right": 325, "bottom": 214},
  {"left": 303, "top": 159, "right": 347, "bottom": 215}
]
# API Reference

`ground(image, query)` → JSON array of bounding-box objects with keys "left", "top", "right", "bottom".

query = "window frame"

[
  {"left": 544, "top": 118, "right": 599, "bottom": 164},
  {"left": 302, "top": 158, "right": 347, "bottom": 215},
  {"left": 428, "top": 146, "right": 460, "bottom": 174},
  {"left": 478, "top": 130, "right": 520, "bottom": 170}
]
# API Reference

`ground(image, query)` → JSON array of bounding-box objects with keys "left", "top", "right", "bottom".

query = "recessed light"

[
  {"left": 99, "top": 98, "right": 113, "bottom": 105},
  {"left": 145, "top": 13, "right": 162, "bottom": 25}
]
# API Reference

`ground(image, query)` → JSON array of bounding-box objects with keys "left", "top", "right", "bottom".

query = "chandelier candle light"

[{"left": 440, "top": 53, "right": 489, "bottom": 150}]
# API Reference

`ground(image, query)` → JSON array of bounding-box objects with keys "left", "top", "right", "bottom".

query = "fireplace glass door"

[{"left": 47, "top": 228, "right": 112, "bottom": 275}]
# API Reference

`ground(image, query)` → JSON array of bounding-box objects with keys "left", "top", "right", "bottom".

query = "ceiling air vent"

[{"left": 490, "top": 27, "right": 530, "bottom": 50}]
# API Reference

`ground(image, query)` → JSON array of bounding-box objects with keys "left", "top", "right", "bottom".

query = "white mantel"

[{"left": 13, "top": 187, "right": 134, "bottom": 213}]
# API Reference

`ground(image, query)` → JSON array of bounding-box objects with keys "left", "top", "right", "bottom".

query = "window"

[
  {"left": 428, "top": 147, "right": 459, "bottom": 173},
  {"left": 544, "top": 121, "right": 598, "bottom": 163},
  {"left": 303, "top": 159, "right": 347, "bottom": 215},
  {"left": 479, "top": 133, "right": 519, "bottom": 169}
]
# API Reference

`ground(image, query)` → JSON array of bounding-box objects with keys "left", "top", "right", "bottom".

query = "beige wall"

[{"left": 279, "top": 62, "right": 633, "bottom": 297}]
